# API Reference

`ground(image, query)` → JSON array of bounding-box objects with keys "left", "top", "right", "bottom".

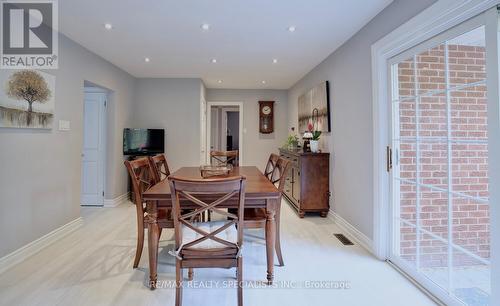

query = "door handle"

[{"left": 386, "top": 146, "right": 392, "bottom": 172}]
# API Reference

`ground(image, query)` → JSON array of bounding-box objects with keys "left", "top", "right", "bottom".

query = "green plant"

[
  {"left": 312, "top": 130, "right": 321, "bottom": 141},
  {"left": 284, "top": 134, "right": 299, "bottom": 148}
]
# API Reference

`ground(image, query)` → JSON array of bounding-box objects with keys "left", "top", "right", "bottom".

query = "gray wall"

[
  {"left": 133, "top": 79, "right": 203, "bottom": 171},
  {"left": 287, "top": 0, "right": 436, "bottom": 240},
  {"left": 0, "top": 34, "right": 136, "bottom": 257},
  {"left": 206, "top": 89, "right": 288, "bottom": 171}
]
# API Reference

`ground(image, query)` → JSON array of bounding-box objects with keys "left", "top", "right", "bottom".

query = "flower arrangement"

[{"left": 308, "top": 122, "right": 321, "bottom": 152}]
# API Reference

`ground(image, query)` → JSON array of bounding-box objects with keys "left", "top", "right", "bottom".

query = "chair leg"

[
  {"left": 188, "top": 268, "right": 194, "bottom": 281},
  {"left": 158, "top": 228, "right": 163, "bottom": 243},
  {"left": 237, "top": 257, "right": 243, "bottom": 306},
  {"left": 133, "top": 219, "right": 144, "bottom": 269},
  {"left": 176, "top": 259, "right": 183, "bottom": 306},
  {"left": 275, "top": 206, "right": 284, "bottom": 266}
]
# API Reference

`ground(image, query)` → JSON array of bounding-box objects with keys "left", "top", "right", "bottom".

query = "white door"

[
  {"left": 388, "top": 10, "right": 498, "bottom": 305},
  {"left": 200, "top": 98, "right": 207, "bottom": 164},
  {"left": 81, "top": 92, "right": 106, "bottom": 206}
]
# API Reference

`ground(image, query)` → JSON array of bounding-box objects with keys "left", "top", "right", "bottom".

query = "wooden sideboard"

[{"left": 279, "top": 148, "right": 330, "bottom": 218}]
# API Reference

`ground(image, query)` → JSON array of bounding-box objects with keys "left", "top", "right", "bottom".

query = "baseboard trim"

[
  {"left": 328, "top": 210, "right": 374, "bottom": 254},
  {"left": 0, "top": 217, "right": 83, "bottom": 274},
  {"left": 103, "top": 192, "right": 129, "bottom": 208}
]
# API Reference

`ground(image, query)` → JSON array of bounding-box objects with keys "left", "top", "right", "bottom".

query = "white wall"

[
  {"left": 133, "top": 78, "right": 203, "bottom": 171},
  {"left": 287, "top": 0, "right": 436, "bottom": 240},
  {"left": 206, "top": 89, "right": 288, "bottom": 171},
  {"left": 0, "top": 34, "right": 136, "bottom": 258}
]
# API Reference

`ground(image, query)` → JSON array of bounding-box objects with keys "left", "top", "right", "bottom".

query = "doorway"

[
  {"left": 81, "top": 85, "right": 108, "bottom": 206},
  {"left": 387, "top": 11, "right": 494, "bottom": 306},
  {"left": 205, "top": 102, "right": 243, "bottom": 164}
]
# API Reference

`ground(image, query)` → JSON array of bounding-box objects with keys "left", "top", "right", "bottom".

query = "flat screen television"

[{"left": 123, "top": 128, "right": 165, "bottom": 156}]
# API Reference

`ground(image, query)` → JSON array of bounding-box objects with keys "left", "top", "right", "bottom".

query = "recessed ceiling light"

[
  {"left": 217, "top": 80, "right": 223, "bottom": 84},
  {"left": 211, "top": 58, "right": 217, "bottom": 63},
  {"left": 288, "top": 26, "right": 296, "bottom": 32},
  {"left": 272, "top": 59, "right": 278, "bottom": 64},
  {"left": 261, "top": 80, "right": 266, "bottom": 84},
  {"left": 144, "top": 57, "right": 150, "bottom": 63},
  {"left": 201, "top": 24, "right": 210, "bottom": 31},
  {"left": 104, "top": 23, "right": 113, "bottom": 30}
]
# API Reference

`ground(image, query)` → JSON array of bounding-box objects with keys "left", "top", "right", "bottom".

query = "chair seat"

[{"left": 181, "top": 221, "right": 237, "bottom": 249}]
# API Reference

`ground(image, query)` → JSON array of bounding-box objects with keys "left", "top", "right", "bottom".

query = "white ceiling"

[{"left": 59, "top": 0, "right": 393, "bottom": 89}]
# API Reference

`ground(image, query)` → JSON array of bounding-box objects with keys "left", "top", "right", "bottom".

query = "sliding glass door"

[{"left": 388, "top": 9, "right": 496, "bottom": 306}]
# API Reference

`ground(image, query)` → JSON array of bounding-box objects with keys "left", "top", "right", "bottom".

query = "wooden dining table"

[{"left": 142, "top": 166, "right": 281, "bottom": 289}]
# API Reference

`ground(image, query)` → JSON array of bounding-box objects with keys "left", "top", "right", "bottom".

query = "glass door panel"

[{"left": 390, "top": 17, "right": 491, "bottom": 306}]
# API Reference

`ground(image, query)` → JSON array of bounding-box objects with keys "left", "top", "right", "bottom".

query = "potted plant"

[
  {"left": 310, "top": 130, "right": 321, "bottom": 153},
  {"left": 284, "top": 134, "right": 299, "bottom": 150}
]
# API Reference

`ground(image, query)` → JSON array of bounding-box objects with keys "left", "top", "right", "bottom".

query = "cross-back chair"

[
  {"left": 263, "top": 153, "right": 280, "bottom": 180},
  {"left": 148, "top": 154, "right": 171, "bottom": 183},
  {"left": 210, "top": 150, "right": 239, "bottom": 167},
  {"left": 168, "top": 175, "right": 246, "bottom": 306},
  {"left": 243, "top": 156, "right": 290, "bottom": 266},
  {"left": 125, "top": 158, "right": 170, "bottom": 268}
]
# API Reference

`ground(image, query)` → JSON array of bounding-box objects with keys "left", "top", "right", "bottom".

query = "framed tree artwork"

[{"left": 0, "top": 70, "right": 55, "bottom": 129}]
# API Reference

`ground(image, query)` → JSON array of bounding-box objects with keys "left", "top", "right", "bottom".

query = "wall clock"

[{"left": 259, "top": 101, "right": 274, "bottom": 134}]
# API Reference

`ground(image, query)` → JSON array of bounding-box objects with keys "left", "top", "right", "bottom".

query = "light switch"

[{"left": 59, "top": 120, "right": 71, "bottom": 131}]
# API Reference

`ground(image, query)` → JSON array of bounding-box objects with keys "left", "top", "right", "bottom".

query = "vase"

[{"left": 310, "top": 140, "right": 319, "bottom": 153}]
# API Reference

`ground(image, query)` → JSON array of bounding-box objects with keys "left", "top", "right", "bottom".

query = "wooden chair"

[
  {"left": 210, "top": 150, "right": 239, "bottom": 166},
  {"left": 243, "top": 156, "right": 290, "bottom": 266},
  {"left": 168, "top": 175, "right": 246, "bottom": 306},
  {"left": 124, "top": 158, "right": 170, "bottom": 268},
  {"left": 263, "top": 153, "right": 279, "bottom": 180},
  {"left": 148, "top": 154, "right": 171, "bottom": 183}
]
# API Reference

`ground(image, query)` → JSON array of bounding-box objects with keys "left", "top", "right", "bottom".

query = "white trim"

[
  {"left": 103, "top": 192, "right": 130, "bottom": 208},
  {"left": 0, "top": 218, "right": 83, "bottom": 274},
  {"left": 84, "top": 87, "right": 109, "bottom": 94},
  {"left": 328, "top": 210, "right": 374, "bottom": 254},
  {"left": 371, "top": 0, "right": 498, "bottom": 260},
  {"left": 206, "top": 101, "right": 244, "bottom": 165}
]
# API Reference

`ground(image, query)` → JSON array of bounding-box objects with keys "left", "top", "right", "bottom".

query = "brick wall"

[{"left": 396, "top": 44, "right": 490, "bottom": 268}]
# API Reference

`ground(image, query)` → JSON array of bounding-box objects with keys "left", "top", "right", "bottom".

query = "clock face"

[{"left": 262, "top": 105, "right": 271, "bottom": 115}]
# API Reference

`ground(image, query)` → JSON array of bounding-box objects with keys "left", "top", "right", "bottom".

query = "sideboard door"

[{"left": 292, "top": 168, "right": 301, "bottom": 204}]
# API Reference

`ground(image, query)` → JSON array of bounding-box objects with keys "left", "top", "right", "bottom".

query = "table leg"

[
  {"left": 147, "top": 200, "right": 159, "bottom": 290},
  {"left": 265, "top": 198, "right": 277, "bottom": 285}
]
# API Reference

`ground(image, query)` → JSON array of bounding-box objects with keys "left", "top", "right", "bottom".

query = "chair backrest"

[
  {"left": 124, "top": 158, "right": 155, "bottom": 208},
  {"left": 148, "top": 154, "right": 171, "bottom": 184},
  {"left": 269, "top": 157, "right": 291, "bottom": 193},
  {"left": 210, "top": 150, "right": 239, "bottom": 167},
  {"left": 168, "top": 175, "right": 246, "bottom": 251},
  {"left": 264, "top": 153, "right": 280, "bottom": 180}
]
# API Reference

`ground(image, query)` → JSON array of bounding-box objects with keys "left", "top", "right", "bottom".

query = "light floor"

[{"left": 0, "top": 200, "right": 436, "bottom": 306}]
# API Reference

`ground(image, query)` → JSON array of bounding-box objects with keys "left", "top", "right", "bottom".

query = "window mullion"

[
  {"left": 444, "top": 41, "right": 454, "bottom": 294},
  {"left": 414, "top": 54, "right": 421, "bottom": 272}
]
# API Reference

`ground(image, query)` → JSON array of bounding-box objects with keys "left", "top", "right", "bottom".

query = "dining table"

[{"left": 142, "top": 166, "right": 281, "bottom": 289}]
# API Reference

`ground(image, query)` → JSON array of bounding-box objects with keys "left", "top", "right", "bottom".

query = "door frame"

[
  {"left": 82, "top": 87, "right": 107, "bottom": 206},
  {"left": 371, "top": 1, "right": 499, "bottom": 305},
  {"left": 371, "top": 0, "right": 498, "bottom": 259},
  {"left": 205, "top": 101, "right": 244, "bottom": 165}
]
